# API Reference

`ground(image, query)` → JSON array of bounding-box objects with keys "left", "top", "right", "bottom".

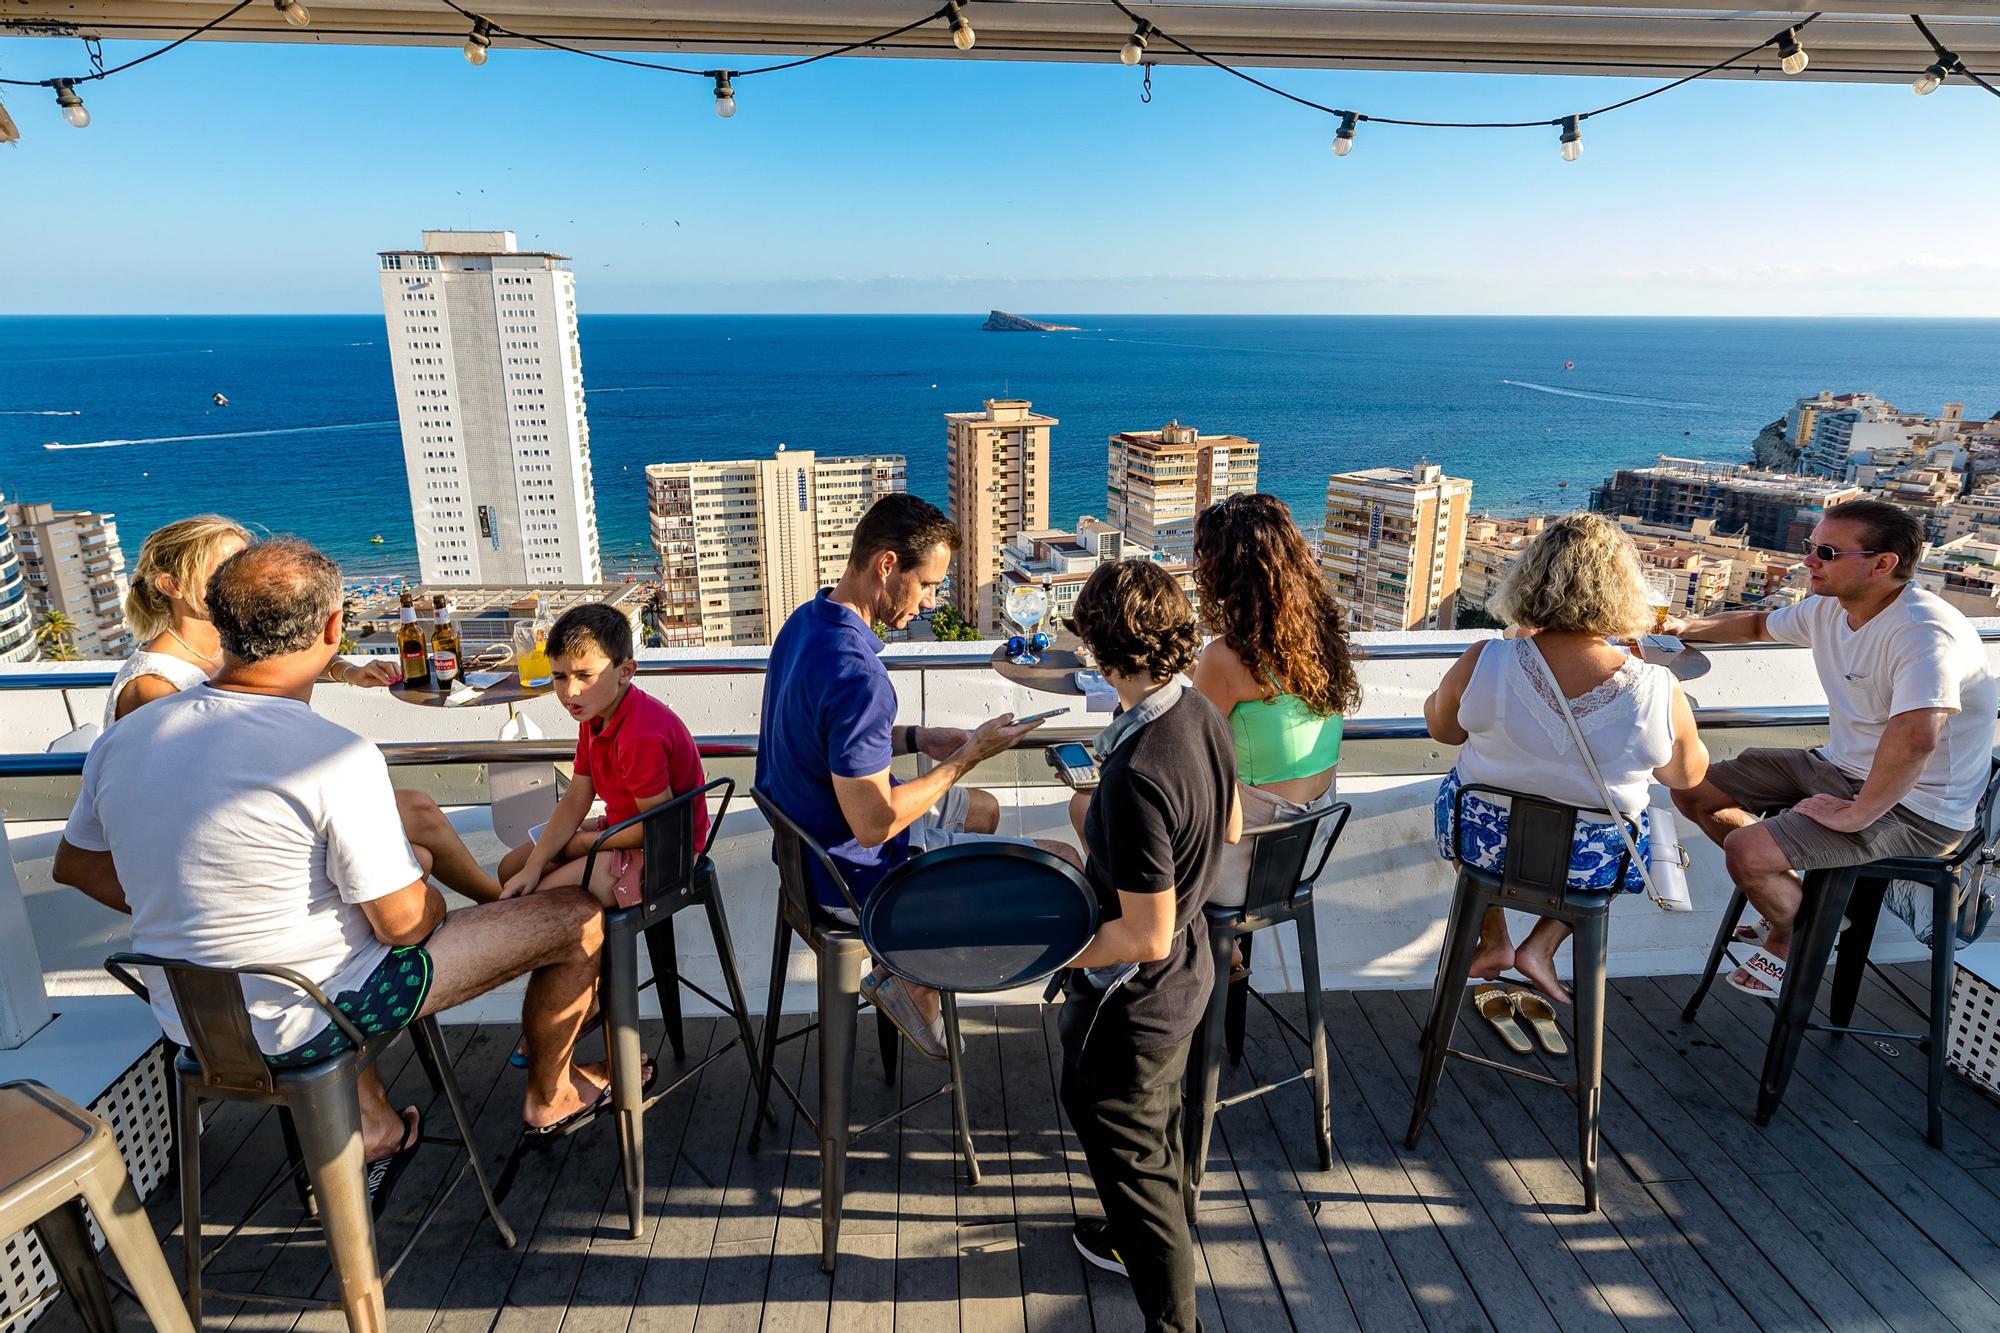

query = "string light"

[
  {"left": 53, "top": 80, "right": 89, "bottom": 128},
  {"left": 1331, "top": 111, "right": 1357, "bottom": 156},
  {"left": 1776, "top": 27, "right": 1808, "bottom": 76},
  {"left": 947, "top": 1, "right": 976, "bottom": 52},
  {"left": 1914, "top": 57, "right": 1955, "bottom": 95},
  {"left": 1559, "top": 114, "right": 1582, "bottom": 161},
  {"left": 464, "top": 19, "right": 492, "bottom": 65},
  {"left": 274, "top": 0, "right": 310, "bottom": 27},
  {"left": 712, "top": 72, "right": 736, "bottom": 118},
  {"left": 1120, "top": 21, "right": 1151, "bottom": 66}
]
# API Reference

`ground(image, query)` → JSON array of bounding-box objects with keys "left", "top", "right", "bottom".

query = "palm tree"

[{"left": 33, "top": 609, "right": 79, "bottom": 660}]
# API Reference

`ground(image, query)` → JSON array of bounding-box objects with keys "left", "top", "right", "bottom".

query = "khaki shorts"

[{"left": 1707, "top": 747, "right": 1964, "bottom": 872}]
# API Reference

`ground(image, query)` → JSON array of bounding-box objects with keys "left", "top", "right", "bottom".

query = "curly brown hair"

[
  {"left": 1068, "top": 559, "right": 1200, "bottom": 685},
  {"left": 1193, "top": 493, "right": 1360, "bottom": 718}
]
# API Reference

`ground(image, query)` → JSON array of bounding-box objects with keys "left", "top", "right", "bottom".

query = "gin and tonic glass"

[{"left": 1005, "top": 583, "right": 1050, "bottom": 666}]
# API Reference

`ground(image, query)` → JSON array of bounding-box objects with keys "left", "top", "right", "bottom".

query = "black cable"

[
  {"left": 1912, "top": 14, "right": 2000, "bottom": 100},
  {"left": 1111, "top": 2, "right": 1827, "bottom": 130},
  {"left": 0, "top": 0, "right": 255, "bottom": 87}
]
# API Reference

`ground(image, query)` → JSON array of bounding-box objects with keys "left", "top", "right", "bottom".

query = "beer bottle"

[
  {"left": 396, "top": 592, "right": 431, "bottom": 690},
  {"left": 430, "top": 595, "right": 462, "bottom": 690}
]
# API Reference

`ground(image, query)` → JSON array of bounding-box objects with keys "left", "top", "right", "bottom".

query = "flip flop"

[
  {"left": 1726, "top": 947, "right": 1787, "bottom": 1002},
  {"left": 1510, "top": 991, "right": 1569, "bottom": 1056},
  {"left": 510, "top": 1011, "right": 605, "bottom": 1069},
  {"left": 363, "top": 1107, "right": 421, "bottom": 1220},
  {"left": 523, "top": 1057, "right": 657, "bottom": 1139},
  {"left": 1472, "top": 984, "right": 1532, "bottom": 1054},
  {"left": 1732, "top": 916, "right": 1772, "bottom": 944}
]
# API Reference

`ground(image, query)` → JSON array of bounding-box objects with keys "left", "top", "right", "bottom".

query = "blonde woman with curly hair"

[{"left": 1423, "top": 513, "right": 1708, "bottom": 1002}]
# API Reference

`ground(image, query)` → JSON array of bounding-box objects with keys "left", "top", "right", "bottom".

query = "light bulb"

[
  {"left": 465, "top": 22, "right": 492, "bottom": 66},
  {"left": 948, "top": 2, "right": 976, "bottom": 50},
  {"left": 713, "top": 73, "right": 736, "bottom": 118},
  {"left": 54, "top": 81, "right": 89, "bottom": 129},
  {"left": 1914, "top": 61, "right": 1948, "bottom": 95},
  {"left": 1558, "top": 115, "right": 1582, "bottom": 162},
  {"left": 1120, "top": 24, "right": 1149, "bottom": 65},
  {"left": 276, "top": 0, "right": 310, "bottom": 27},
  {"left": 1776, "top": 28, "right": 1807, "bottom": 76},
  {"left": 1332, "top": 112, "right": 1357, "bottom": 157}
]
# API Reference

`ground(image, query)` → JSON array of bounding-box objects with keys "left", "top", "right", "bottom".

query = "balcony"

[{"left": 4, "top": 632, "right": 2000, "bottom": 1329}]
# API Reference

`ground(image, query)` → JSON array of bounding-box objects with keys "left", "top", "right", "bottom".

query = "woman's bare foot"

[
  {"left": 1467, "top": 939, "right": 1514, "bottom": 980},
  {"left": 1512, "top": 940, "right": 1571, "bottom": 1005},
  {"left": 523, "top": 1060, "right": 611, "bottom": 1129}
]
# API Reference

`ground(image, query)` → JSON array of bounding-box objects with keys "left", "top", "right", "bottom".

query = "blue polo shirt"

[{"left": 757, "top": 589, "right": 906, "bottom": 910}]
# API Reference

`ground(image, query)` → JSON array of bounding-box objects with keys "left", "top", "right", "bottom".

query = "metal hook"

[
  {"left": 1140, "top": 62, "right": 1153, "bottom": 103},
  {"left": 84, "top": 35, "right": 104, "bottom": 77}
]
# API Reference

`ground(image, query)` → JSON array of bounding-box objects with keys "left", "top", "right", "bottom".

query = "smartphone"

[{"left": 1012, "top": 706, "right": 1069, "bottom": 725}]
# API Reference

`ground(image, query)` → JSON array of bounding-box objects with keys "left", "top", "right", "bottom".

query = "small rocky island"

[{"left": 982, "top": 309, "right": 1080, "bottom": 333}]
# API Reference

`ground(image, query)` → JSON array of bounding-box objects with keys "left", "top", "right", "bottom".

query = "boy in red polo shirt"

[{"left": 499, "top": 604, "right": 707, "bottom": 910}]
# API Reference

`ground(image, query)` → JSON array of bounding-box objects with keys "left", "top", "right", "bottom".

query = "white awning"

[{"left": 4, "top": 2, "right": 1998, "bottom": 85}]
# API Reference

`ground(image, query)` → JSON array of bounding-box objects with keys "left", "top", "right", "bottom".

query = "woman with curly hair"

[
  {"left": 1060, "top": 559, "right": 1239, "bottom": 1331},
  {"left": 1424, "top": 513, "right": 1708, "bottom": 1001},
  {"left": 1192, "top": 493, "right": 1360, "bottom": 928}
]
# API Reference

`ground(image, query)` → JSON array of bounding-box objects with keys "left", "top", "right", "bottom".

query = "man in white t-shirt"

[
  {"left": 1670, "top": 499, "right": 1997, "bottom": 1000},
  {"left": 54, "top": 538, "right": 613, "bottom": 1188}
]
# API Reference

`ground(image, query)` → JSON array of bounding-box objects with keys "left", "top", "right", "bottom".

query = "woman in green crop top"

[{"left": 1192, "top": 494, "right": 1362, "bottom": 940}]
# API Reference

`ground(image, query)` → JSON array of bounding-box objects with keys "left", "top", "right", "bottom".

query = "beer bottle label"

[{"left": 432, "top": 651, "right": 458, "bottom": 678}]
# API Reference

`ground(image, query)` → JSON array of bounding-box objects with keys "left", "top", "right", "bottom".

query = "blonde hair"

[
  {"left": 1492, "top": 512, "right": 1651, "bottom": 637},
  {"left": 124, "top": 514, "right": 252, "bottom": 641}
]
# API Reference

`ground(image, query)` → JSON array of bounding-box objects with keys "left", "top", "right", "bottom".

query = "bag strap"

[{"left": 1525, "top": 638, "right": 1656, "bottom": 896}]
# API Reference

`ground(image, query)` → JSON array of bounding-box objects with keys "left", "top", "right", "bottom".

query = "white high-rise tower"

[{"left": 378, "top": 230, "right": 601, "bottom": 585}]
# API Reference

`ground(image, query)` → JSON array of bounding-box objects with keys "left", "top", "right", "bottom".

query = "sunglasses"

[{"left": 1801, "top": 541, "right": 1881, "bottom": 563}]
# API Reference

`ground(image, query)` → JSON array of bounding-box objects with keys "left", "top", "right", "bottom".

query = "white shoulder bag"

[{"left": 1527, "top": 641, "right": 1693, "bottom": 912}]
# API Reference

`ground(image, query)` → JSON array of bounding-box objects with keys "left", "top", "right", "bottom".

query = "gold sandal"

[
  {"left": 1510, "top": 990, "right": 1569, "bottom": 1056},
  {"left": 1472, "top": 984, "right": 1531, "bottom": 1054}
]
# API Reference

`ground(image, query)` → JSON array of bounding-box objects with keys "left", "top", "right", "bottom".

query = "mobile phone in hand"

[{"left": 1012, "top": 706, "right": 1069, "bottom": 725}]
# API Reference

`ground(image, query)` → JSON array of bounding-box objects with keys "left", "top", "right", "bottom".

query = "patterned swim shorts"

[{"left": 265, "top": 945, "right": 434, "bottom": 1069}]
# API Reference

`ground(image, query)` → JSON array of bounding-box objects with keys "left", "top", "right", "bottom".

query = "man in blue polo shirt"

[{"left": 759, "top": 494, "right": 1072, "bottom": 1058}]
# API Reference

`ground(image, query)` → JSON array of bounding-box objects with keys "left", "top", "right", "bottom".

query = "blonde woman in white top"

[
  {"left": 1424, "top": 514, "right": 1709, "bottom": 1002},
  {"left": 110, "top": 516, "right": 501, "bottom": 901}
]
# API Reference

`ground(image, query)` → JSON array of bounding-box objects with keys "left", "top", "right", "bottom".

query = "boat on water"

[{"left": 212, "top": 393, "right": 229, "bottom": 406}]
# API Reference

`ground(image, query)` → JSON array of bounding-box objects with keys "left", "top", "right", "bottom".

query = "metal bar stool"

[
  {"left": 1183, "top": 801, "right": 1349, "bottom": 1220},
  {"left": 0, "top": 1080, "right": 193, "bottom": 1331},
  {"left": 496, "top": 777, "right": 766, "bottom": 1238},
  {"left": 104, "top": 954, "right": 515, "bottom": 1333},
  {"left": 746, "top": 790, "right": 1002, "bottom": 1272},
  {"left": 1404, "top": 784, "right": 1628, "bottom": 1211},
  {"left": 1682, "top": 759, "right": 2000, "bottom": 1147}
]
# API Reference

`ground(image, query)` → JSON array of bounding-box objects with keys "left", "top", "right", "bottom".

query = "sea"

[{"left": 4, "top": 314, "right": 1999, "bottom": 580}]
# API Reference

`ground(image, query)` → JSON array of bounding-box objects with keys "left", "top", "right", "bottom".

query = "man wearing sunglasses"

[{"left": 1665, "top": 499, "right": 1996, "bottom": 1001}]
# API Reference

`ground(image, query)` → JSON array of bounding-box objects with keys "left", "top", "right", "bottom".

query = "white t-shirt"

[
  {"left": 1456, "top": 638, "right": 1678, "bottom": 819},
  {"left": 1766, "top": 584, "right": 1998, "bottom": 830},
  {"left": 64, "top": 685, "right": 424, "bottom": 1055}
]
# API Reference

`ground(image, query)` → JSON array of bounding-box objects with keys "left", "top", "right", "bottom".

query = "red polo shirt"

[{"left": 574, "top": 685, "right": 710, "bottom": 847}]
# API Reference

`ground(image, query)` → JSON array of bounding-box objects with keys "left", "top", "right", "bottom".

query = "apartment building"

[
  {"left": 1321, "top": 462, "right": 1472, "bottom": 632},
  {"left": 1592, "top": 457, "right": 1861, "bottom": 554},
  {"left": 945, "top": 400, "right": 1055, "bottom": 635},
  {"left": 378, "top": 230, "right": 601, "bottom": 586},
  {"left": 0, "top": 499, "right": 132, "bottom": 658},
  {"left": 0, "top": 494, "right": 35, "bottom": 663},
  {"left": 1458, "top": 515, "right": 1546, "bottom": 613},
  {"left": 1105, "top": 420, "right": 1259, "bottom": 564},
  {"left": 646, "top": 448, "right": 906, "bottom": 645},
  {"left": 998, "top": 517, "right": 1195, "bottom": 632}
]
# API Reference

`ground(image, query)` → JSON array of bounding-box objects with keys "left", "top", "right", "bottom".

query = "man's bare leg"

[
  {"left": 396, "top": 789, "right": 504, "bottom": 903},
  {"left": 1673, "top": 779, "right": 1758, "bottom": 849},
  {"left": 964, "top": 787, "right": 1001, "bottom": 834},
  {"left": 419, "top": 888, "right": 608, "bottom": 1127},
  {"left": 1723, "top": 824, "right": 1804, "bottom": 960}
]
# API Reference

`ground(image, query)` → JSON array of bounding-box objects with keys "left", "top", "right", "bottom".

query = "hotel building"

[
  {"left": 1105, "top": 421, "right": 1260, "bottom": 564},
  {"left": 1321, "top": 462, "right": 1473, "bottom": 632},
  {"left": 945, "top": 400, "right": 1055, "bottom": 635}
]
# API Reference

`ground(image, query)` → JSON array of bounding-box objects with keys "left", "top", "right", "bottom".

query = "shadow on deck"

[{"left": 35, "top": 963, "right": 2000, "bottom": 1332}]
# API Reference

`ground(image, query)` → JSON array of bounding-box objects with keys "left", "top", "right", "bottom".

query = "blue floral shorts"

[
  {"left": 265, "top": 945, "right": 433, "bottom": 1069},
  {"left": 1433, "top": 768, "right": 1650, "bottom": 893}
]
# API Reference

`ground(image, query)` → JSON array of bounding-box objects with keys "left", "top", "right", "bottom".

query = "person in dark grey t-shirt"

[{"left": 1058, "top": 559, "right": 1240, "bottom": 1333}]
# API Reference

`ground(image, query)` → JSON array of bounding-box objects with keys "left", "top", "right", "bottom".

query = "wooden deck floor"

[{"left": 42, "top": 961, "right": 2000, "bottom": 1332}]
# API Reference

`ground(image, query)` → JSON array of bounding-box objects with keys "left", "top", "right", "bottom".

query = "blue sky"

[{"left": 2, "top": 34, "right": 1996, "bottom": 316}]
